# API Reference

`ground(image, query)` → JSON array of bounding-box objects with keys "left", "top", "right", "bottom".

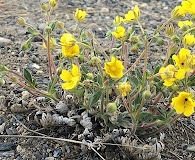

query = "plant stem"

[
  {"left": 47, "top": 33, "right": 53, "bottom": 79},
  {"left": 140, "top": 114, "right": 183, "bottom": 137},
  {"left": 133, "top": 98, "right": 146, "bottom": 132}
]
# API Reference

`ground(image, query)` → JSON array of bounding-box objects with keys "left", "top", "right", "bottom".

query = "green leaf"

[
  {"left": 23, "top": 68, "right": 33, "bottom": 84},
  {"left": 89, "top": 90, "right": 102, "bottom": 106},
  {"left": 95, "top": 74, "right": 102, "bottom": 86},
  {"left": 129, "top": 75, "right": 139, "bottom": 87},
  {"left": 27, "top": 27, "right": 38, "bottom": 36}
]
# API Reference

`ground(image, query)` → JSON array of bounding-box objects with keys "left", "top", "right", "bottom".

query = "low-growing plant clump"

[{"left": 1, "top": 0, "right": 195, "bottom": 159}]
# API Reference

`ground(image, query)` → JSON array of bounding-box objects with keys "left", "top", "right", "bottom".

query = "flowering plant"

[{"left": 0, "top": 0, "right": 195, "bottom": 137}]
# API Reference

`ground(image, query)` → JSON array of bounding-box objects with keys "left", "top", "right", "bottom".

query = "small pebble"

[{"left": 0, "top": 37, "right": 12, "bottom": 47}]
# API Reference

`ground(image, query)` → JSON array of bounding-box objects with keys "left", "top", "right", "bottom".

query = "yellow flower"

[
  {"left": 74, "top": 9, "right": 87, "bottom": 22},
  {"left": 171, "top": 92, "right": 195, "bottom": 117},
  {"left": 61, "top": 44, "right": 80, "bottom": 58},
  {"left": 60, "top": 64, "right": 81, "bottom": 90},
  {"left": 49, "top": 0, "right": 57, "bottom": 7},
  {"left": 172, "top": 48, "right": 192, "bottom": 72},
  {"left": 104, "top": 56, "right": 124, "bottom": 79},
  {"left": 124, "top": 5, "right": 140, "bottom": 23},
  {"left": 112, "top": 26, "right": 125, "bottom": 39},
  {"left": 178, "top": 20, "right": 193, "bottom": 28},
  {"left": 171, "top": 5, "right": 186, "bottom": 18},
  {"left": 60, "top": 33, "right": 80, "bottom": 58},
  {"left": 113, "top": 16, "right": 124, "bottom": 26},
  {"left": 43, "top": 37, "right": 56, "bottom": 50},
  {"left": 181, "top": 0, "right": 195, "bottom": 15},
  {"left": 118, "top": 82, "right": 131, "bottom": 97},
  {"left": 60, "top": 33, "right": 77, "bottom": 47},
  {"left": 159, "top": 64, "right": 185, "bottom": 86},
  {"left": 183, "top": 34, "right": 195, "bottom": 46}
]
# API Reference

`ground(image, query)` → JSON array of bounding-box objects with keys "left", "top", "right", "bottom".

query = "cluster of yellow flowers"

[
  {"left": 159, "top": 48, "right": 195, "bottom": 116},
  {"left": 58, "top": 8, "right": 132, "bottom": 97},
  {"left": 112, "top": 5, "right": 140, "bottom": 39},
  {"left": 159, "top": 0, "right": 195, "bottom": 117},
  {"left": 59, "top": 9, "right": 86, "bottom": 90},
  {"left": 172, "top": 0, "right": 195, "bottom": 18}
]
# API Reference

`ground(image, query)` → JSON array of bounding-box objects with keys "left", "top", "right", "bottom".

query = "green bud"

[
  {"left": 171, "top": 84, "right": 179, "bottom": 91},
  {"left": 56, "top": 21, "right": 64, "bottom": 29},
  {"left": 86, "top": 73, "right": 94, "bottom": 80},
  {"left": 17, "top": 17, "right": 26, "bottom": 26},
  {"left": 156, "top": 37, "right": 164, "bottom": 45},
  {"left": 143, "top": 90, "right": 152, "bottom": 100},
  {"left": 107, "top": 102, "right": 117, "bottom": 113},
  {"left": 41, "top": 3, "right": 49, "bottom": 12},
  {"left": 130, "top": 45, "right": 139, "bottom": 53},
  {"left": 10, "top": 76, "right": 18, "bottom": 82},
  {"left": 130, "top": 36, "right": 139, "bottom": 43},
  {"left": 180, "top": 25, "right": 189, "bottom": 32},
  {"left": 0, "top": 78, "right": 5, "bottom": 85},
  {"left": 171, "top": 35, "right": 180, "bottom": 44},
  {"left": 57, "top": 67, "right": 62, "bottom": 76},
  {"left": 165, "top": 23, "right": 175, "bottom": 36},
  {"left": 44, "top": 26, "right": 52, "bottom": 33},
  {"left": 78, "top": 54, "right": 85, "bottom": 63},
  {"left": 90, "top": 57, "right": 101, "bottom": 66},
  {"left": 21, "top": 40, "right": 31, "bottom": 51}
]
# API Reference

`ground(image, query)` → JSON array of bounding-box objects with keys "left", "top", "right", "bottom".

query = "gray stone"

[
  {"left": 0, "top": 37, "right": 12, "bottom": 47},
  {"left": 0, "top": 142, "right": 15, "bottom": 151}
]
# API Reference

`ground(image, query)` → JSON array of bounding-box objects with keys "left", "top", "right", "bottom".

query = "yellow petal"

[
  {"left": 62, "top": 81, "right": 77, "bottom": 90},
  {"left": 163, "top": 78, "right": 175, "bottom": 86},
  {"left": 175, "top": 69, "right": 185, "bottom": 79},
  {"left": 172, "top": 97, "right": 184, "bottom": 114},
  {"left": 60, "top": 70, "right": 72, "bottom": 82},
  {"left": 184, "top": 106, "right": 194, "bottom": 116},
  {"left": 71, "top": 64, "right": 80, "bottom": 77}
]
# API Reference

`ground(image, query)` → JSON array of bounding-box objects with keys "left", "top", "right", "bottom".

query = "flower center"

[{"left": 111, "top": 66, "right": 116, "bottom": 71}]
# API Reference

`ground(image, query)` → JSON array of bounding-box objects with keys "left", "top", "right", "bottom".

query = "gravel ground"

[{"left": 0, "top": 0, "right": 195, "bottom": 159}]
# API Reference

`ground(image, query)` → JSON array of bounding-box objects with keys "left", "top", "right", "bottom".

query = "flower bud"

[
  {"left": 41, "top": 3, "right": 49, "bottom": 11},
  {"left": 130, "top": 45, "right": 139, "bottom": 53},
  {"left": 156, "top": 37, "right": 164, "bottom": 45},
  {"left": 165, "top": 23, "right": 175, "bottom": 36},
  {"left": 78, "top": 54, "right": 85, "bottom": 63},
  {"left": 56, "top": 21, "right": 64, "bottom": 29},
  {"left": 143, "top": 90, "right": 152, "bottom": 100},
  {"left": 90, "top": 57, "right": 101, "bottom": 66},
  {"left": 171, "top": 6, "right": 185, "bottom": 19},
  {"left": 86, "top": 73, "right": 94, "bottom": 80},
  {"left": 0, "top": 78, "right": 5, "bottom": 86},
  {"left": 44, "top": 26, "right": 52, "bottom": 33},
  {"left": 56, "top": 67, "right": 62, "bottom": 76},
  {"left": 49, "top": 0, "right": 57, "bottom": 7},
  {"left": 171, "top": 35, "right": 180, "bottom": 44},
  {"left": 107, "top": 102, "right": 117, "bottom": 113},
  {"left": 171, "top": 84, "right": 179, "bottom": 91},
  {"left": 10, "top": 76, "right": 18, "bottom": 83},
  {"left": 17, "top": 17, "right": 26, "bottom": 26},
  {"left": 130, "top": 36, "right": 139, "bottom": 43}
]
